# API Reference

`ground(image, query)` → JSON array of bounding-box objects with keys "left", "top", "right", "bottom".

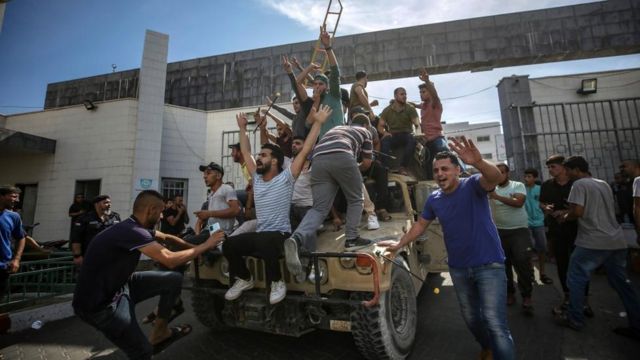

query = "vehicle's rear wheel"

[
  {"left": 350, "top": 258, "right": 417, "bottom": 360},
  {"left": 191, "top": 282, "right": 227, "bottom": 331}
]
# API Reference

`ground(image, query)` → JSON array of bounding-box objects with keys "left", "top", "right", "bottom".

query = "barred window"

[
  {"left": 161, "top": 178, "right": 188, "bottom": 200},
  {"left": 476, "top": 135, "right": 491, "bottom": 142}
]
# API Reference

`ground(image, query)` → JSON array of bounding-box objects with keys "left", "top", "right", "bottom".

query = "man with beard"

[
  {"left": 68, "top": 193, "right": 92, "bottom": 236},
  {"left": 160, "top": 194, "right": 189, "bottom": 236},
  {"left": 193, "top": 162, "right": 240, "bottom": 236},
  {"left": 222, "top": 105, "right": 332, "bottom": 305},
  {"left": 73, "top": 190, "right": 224, "bottom": 358},
  {"left": 377, "top": 138, "right": 514, "bottom": 360},
  {"left": 379, "top": 87, "right": 420, "bottom": 175},
  {"left": 70, "top": 195, "right": 121, "bottom": 266},
  {"left": 0, "top": 186, "right": 26, "bottom": 299},
  {"left": 270, "top": 55, "right": 314, "bottom": 139}
]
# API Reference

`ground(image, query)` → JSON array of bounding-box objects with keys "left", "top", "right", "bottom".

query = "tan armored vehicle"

[{"left": 189, "top": 173, "right": 447, "bottom": 360}]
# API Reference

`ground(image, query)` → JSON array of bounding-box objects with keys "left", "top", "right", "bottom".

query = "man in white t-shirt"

[
  {"left": 489, "top": 163, "right": 534, "bottom": 314},
  {"left": 620, "top": 159, "right": 640, "bottom": 245},
  {"left": 557, "top": 156, "right": 640, "bottom": 340},
  {"left": 193, "top": 162, "right": 240, "bottom": 235}
]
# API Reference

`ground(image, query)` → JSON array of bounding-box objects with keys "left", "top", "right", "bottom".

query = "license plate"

[{"left": 329, "top": 320, "right": 351, "bottom": 332}]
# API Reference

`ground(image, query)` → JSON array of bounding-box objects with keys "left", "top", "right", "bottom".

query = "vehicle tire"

[
  {"left": 350, "top": 258, "right": 417, "bottom": 360},
  {"left": 191, "top": 283, "right": 227, "bottom": 331}
]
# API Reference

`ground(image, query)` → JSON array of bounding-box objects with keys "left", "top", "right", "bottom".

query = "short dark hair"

[
  {"left": 497, "top": 163, "right": 510, "bottom": 172},
  {"left": 292, "top": 135, "right": 305, "bottom": 142},
  {"left": 433, "top": 151, "right": 461, "bottom": 168},
  {"left": 0, "top": 186, "right": 20, "bottom": 196},
  {"left": 262, "top": 143, "right": 285, "bottom": 171},
  {"left": 418, "top": 83, "right": 427, "bottom": 90},
  {"left": 92, "top": 195, "right": 110, "bottom": 204},
  {"left": 545, "top": 154, "right": 565, "bottom": 166},
  {"left": 133, "top": 190, "right": 164, "bottom": 212},
  {"left": 524, "top": 168, "right": 539, "bottom": 178},
  {"left": 563, "top": 156, "right": 589, "bottom": 172},
  {"left": 172, "top": 194, "right": 183, "bottom": 201},
  {"left": 393, "top": 87, "right": 406, "bottom": 96},
  {"left": 355, "top": 70, "right": 367, "bottom": 80}
]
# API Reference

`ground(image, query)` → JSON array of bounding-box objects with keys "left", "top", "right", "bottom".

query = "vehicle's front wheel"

[
  {"left": 350, "top": 258, "right": 417, "bottom": 360},
  {"left": 191, "top": 281, "right": 227, "bottom": 331}
]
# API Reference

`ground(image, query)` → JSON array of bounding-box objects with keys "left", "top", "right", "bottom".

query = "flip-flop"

[{"left": 152, "top": 324, "right": 192, "bottom": 355}]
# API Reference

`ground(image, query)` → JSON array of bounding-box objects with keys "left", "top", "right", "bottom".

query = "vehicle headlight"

[{"left": 307, "top": 260, "right": 329, "bottom": 285}]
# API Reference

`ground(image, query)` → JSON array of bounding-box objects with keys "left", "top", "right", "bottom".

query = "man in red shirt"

[{"left": 416, "top": 68, "right": 449, "bottom": 180}]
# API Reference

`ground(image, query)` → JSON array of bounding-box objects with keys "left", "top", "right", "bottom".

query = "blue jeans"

[
  {"left": 449, "top": 263, "right": 515, "bottom": 360},
  {"left": 423, "top": 136, "right": 450, "bottom": 179},
  {"left": 380, "top": 132, "right": 416, "bottom": 168},
  {"left": 75, "top": 271, "right": 183, "bottom": 360},
  {"left": 567, "top": 247, "right": 640, "bottom": 330}
]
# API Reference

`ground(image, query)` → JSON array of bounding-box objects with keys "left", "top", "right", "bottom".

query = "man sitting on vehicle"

[
  {"left": 222, "top": 105, "right": 332, "bottom": 305},
  {"left": 379, "top": 87, "right": 420, "bottom": 175}
]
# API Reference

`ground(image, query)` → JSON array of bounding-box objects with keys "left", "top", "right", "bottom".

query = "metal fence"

[
  {"left": 1, "top": 253, "right": 75, "bottom": 313},
  {"left": 507, "top": 98, "right": 640, "bottom": 182}
]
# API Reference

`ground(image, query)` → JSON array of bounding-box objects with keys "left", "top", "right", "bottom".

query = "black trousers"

[
  {"left": 549, "top": 225, "right": 589, "bottom": 296},
  {"left": 223, "top": 231, "right": 289, "bottom": 284},
  {"left": 363, "top": 160, "right": 390, "bottom": 211},
  {"left": 498, "top": 228, "right": 534, "bottom": 298}
]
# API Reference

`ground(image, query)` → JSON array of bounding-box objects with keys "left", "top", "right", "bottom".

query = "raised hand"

[
  {"left": 320, "top": 24, "right": 331, "bottom": 48},
  {"left": 311, "top": 104, "right": 333, "bottom": 125},
  {"left": 236, "top": 112, "right": 248, "bottom": 130},
  {"left": 448, "top": 136, "right": 482, "bottom": 167},
  {"left": 419, "top": 67, "right": 430, "bottom": 82},
  {"left": 281, "top": 55, "right": 292, "bottom": 73},
  {"left": 291, "top": 56, "right": 303, "bottom": 70},
  {"left": 307, "top": 62, "right": 321, "bottom": 72}
]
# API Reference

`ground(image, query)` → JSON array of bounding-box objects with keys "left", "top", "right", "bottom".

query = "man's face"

[
  {"left": 313, "top": 80, "right": 327, "bottom": 95},
  {"left": 203, "top": 169, "right": 221, "bottom": 187},
  {"left": 497, "top": 166, "right": 510, "bottom": 185},
  {"left": 231, "top": 148, "right": 242, "bottom": 163},
  {"left": 174, "top": 196, "right": 184, "bottom": 207},
  {"left": 620, "top": 161, "right": 637, "bottom": 177},
  {"left": 97, "top": 198, "right": 112, "bottom": 213},
  {"left": 547, "top": 163, "right": 565, "bottom": 178},
  {"left": 524, "top": 174, "right": 536, "bottom": 186},
  {"left": 0, "top": 192, "right": 19, "bottom": 210},
  {"left": 433, "top": 158, "right": 461, "bottom": 192},
  {"left": 75, "top": 194, "right": 84, "bottom": 203},
  {"left": 256, "top": 149, "right": 274, "bottom": 175},
  {"left": 147, "top": 200, "right": 165, "bottom": 228},
  {"left": 292, "top": 139, "right": 304, "bottom": 157},
  {"left": 165, "top": 200, "right": 174, "bottom": 209},
  {"left": 293, "top": 98, "right": 301, "bottom": 113},
  {"left": 276, "top": 124, "right": 285, "bottom": 138},
  {"left": 394, "top": 89, "right": 407, "bottom": 105},
  {"left": 420, "top": 88, "right": 432, "bottom": 103}
]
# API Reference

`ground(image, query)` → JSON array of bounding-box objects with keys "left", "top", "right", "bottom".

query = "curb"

[{"left": 1, "top": 294, "right": 74, "bottom": 333}]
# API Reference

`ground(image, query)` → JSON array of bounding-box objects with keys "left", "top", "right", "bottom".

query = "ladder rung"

[{"left": 327, "top": 11, "right": 341, "bottom": 14}]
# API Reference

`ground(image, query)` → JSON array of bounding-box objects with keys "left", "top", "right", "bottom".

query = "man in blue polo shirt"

[
  {"left": 0, "top": 186, "right": 26, "bottom": 299},
  {"left": 379, "top": 137, "right": 513, "bottom": 360}
]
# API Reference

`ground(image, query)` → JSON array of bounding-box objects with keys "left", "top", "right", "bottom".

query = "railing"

[{"left": 1, "top": 252, "right": 76, "bottom": 313}]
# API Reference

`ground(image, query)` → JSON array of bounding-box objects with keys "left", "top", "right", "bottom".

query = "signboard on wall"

[{"left": 496, "top": 134, "right": 507, "bottom": 161}]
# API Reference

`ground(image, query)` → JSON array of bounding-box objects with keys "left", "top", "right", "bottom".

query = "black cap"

[
  {"left": 199, "top": 162, "right": 224, "bottom": 176},
  {"left": 228, "top": 143, "right": 240, "bottom": 150}
]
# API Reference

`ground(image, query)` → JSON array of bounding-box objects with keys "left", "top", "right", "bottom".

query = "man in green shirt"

[
  {"left": 312, "top": 25, "right": 344, "bottom": 138},
  {"left": 379, "top": 87, "right": 420, "bottom": 175}
]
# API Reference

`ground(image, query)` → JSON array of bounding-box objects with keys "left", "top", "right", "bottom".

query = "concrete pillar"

[{"left": 130, "top": 30, "right": 169, "bottom": 205}]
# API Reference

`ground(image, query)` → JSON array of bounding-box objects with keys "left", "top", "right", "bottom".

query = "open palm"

[{"left": 448, "top": 136, "right": 482, "bottom": 166}]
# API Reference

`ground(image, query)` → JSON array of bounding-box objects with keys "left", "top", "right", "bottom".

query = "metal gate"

[{"left": 509, "top": 98, "right": 640, "bottom": 182}]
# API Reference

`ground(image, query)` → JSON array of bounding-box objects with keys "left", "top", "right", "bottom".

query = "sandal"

[
  {"left": 152, "top": 324, "right": 192, "bottom": 355},
  {"left": 376, "top": 209, "right": 392, "bottom": 222},
  {"left": 143, "top": 299, "right": 184, "bottom": 325}
]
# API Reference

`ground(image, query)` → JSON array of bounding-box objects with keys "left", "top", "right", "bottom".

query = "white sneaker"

[
  {"left": 224, "top": 277, "right": 254, "bottom": 301},
  {"left": 367, "top": 214, "right": 380, "bottom": 230},
  {"left": 269, "top": 280, "right": 286, "bottom": 304}
]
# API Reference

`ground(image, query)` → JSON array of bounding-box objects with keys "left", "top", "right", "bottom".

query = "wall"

[{"left": 0, "top": 100, "right": 138, "bottom": 241}]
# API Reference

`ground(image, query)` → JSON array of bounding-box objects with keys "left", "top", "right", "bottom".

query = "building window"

[
  {"left": 161, "top": 178, "right": 188, "bottom": 200},
  {"left": 481, "top": 153, "right": 493, "bottom": 160},
  {"left": 75, "top": 179, "right": 101, "bottom": 201},
  {"left": 477, "top": 135, "right": 491, "bottom": 142}
]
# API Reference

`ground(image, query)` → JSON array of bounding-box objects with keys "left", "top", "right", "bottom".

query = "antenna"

[{"left": 111, "top": 64, "right": 117, "bottom": 73}]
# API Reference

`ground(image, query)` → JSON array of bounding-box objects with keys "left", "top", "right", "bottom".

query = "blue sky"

[{"left": 1, "top": 0, "right": 638, "bottom": 124}]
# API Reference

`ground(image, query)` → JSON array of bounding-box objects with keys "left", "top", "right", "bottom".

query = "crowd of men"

[{"left": 1, "top": 25, "right": 639, "bottom": 360}]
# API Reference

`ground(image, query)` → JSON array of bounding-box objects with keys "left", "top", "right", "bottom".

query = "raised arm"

[
  {"left": 290, "top": 105, "right": 332, "bottom": 178},
  {"left": 320, "top": 25, "right": 337, "bottom": 67},
  {"left": 292, "top": 56, "right": 315, "bottom": 84},
  {"left": 448, "top": 136, "right": 501, "bottom": 191},
  {"left": 282, "top": 55, "right": 309, "bottom": 103},
  {"left": 296, "top": 62, "right": 321, "bottom": 87},
  {"left": 236, "top": 113, "right": 257, "bottom": 174}
]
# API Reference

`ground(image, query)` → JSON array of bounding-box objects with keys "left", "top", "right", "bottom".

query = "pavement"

[{"left": 0, "top": 263, "right": 638, "bottom": 360}]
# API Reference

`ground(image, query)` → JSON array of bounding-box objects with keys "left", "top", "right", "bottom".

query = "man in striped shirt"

[
  {"left": 222, "top": 105, "right": 333, "bottom": 305},
  {"left": 284, "top": 118, "right": 374, "bottom": 281}
]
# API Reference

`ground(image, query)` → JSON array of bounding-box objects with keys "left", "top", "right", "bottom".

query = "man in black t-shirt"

[
  {"left": 68, "top": 193, "right": 92, "bottom": 236},
  {"left": 160, "top": 195, "right": 189, "bottom": 235},
  {"left": 73, "top": 190, "right": 224, "bottom": 359},
  {"left": 70, "top": 195, "right": 121, "bottom": 266}
]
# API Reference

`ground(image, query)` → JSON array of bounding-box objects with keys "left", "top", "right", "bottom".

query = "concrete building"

[
  {"left": 497, "top": 68, "right": 640, "bottom": 182},
  {"left": 442, "top": 121, "right": 504, "bottom": 163}
]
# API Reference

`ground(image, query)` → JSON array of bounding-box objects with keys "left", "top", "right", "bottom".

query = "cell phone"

[{"left": 208, "top": 223, "right": 221, "bottom": 233}]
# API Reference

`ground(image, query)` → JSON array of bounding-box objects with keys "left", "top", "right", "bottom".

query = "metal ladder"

[{"left": 304, "top": 0, "right": 343, "bottom": 86}]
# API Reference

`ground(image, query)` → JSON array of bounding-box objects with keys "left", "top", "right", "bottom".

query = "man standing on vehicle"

[
  {"left": 378, "top": 137, "right": 514, "bottom": 360},
  {"left": 0, "top": 186, "right": 26, "bottom": 299}
]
